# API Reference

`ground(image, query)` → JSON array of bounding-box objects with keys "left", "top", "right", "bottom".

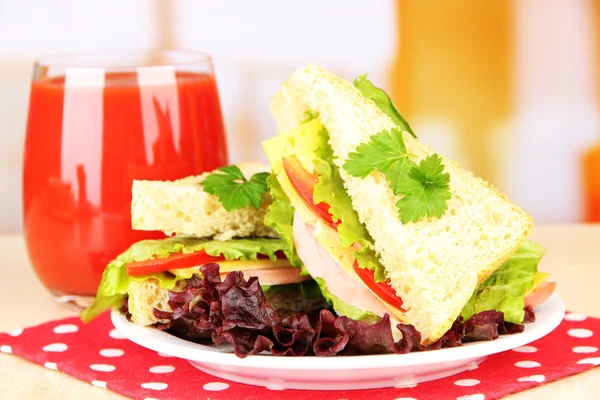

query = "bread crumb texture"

[
  {"left": 127, "top": 278, "right": 186, "bottom": 325},
  {"left": 131, "top": 162, "right": 279, "bottom": 241}
]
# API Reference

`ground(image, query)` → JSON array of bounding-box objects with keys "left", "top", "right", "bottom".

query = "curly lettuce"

[
  {"left": 80, "top": 236, "right": 289, "bottom": 323},
  {"left": 460, "top": 239, "right": 546, "bottom": 324},
  {"left": 312, "top": 125, "right": 388, "bottom": 282},
  {"left": 264, "top": 174, "right": 305, "bottom": 270}
]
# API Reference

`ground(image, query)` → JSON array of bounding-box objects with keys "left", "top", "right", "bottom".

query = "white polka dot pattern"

[
  {"left": 454, "top": 379, "right": 480, "bottom": 387},
  {"left": 514, "top": 361, "right": 541, "bottom": 368},
  {"left": 572, "top": 346, "right": 598, "bottom": 354},
  {"left": 108, "top": 329, "right": 126, "bottom": 339},
  {"left": 44, "top": 362, "right": 58, "bottom": 370},
  {"left": 53, "top": 324, "right": 79, "bottom": 334},
  {"left": 91, "top": 380, "right": 107, "bottom": 389},
  {"left": 568, "top": 328, "right": 593, "bottom": 338},
  {"left": 203, "top": 382, "right": 230, "bottom": 391},
  {"left": 576, "top": 357, "right": 600, "bottom": 366},
  {"left": 90, "top": 364, "right": 116, "bottom": 372},
  {"left": 512, "top": 346, "right": 537, "bottom": 353},
  {"left": 9, "top": 328, "right": 23, "bottom": 337},
  {"left": 517, "top": 375, "right": 545, "bottom": 383},
  {"left": 42, "top": 343, "right": 68, "bottom": 352},
  {"left": 141, "top": 382, "right": 168, "bottom": 390},
  {"left": 100, "top": 348, "right": 125, "bottom": 358},
  {"left": 149, "top": 365, "right": 175, "bottom": 374},
  {"left": 0, "top": 309, "right": 597, "bottom": 398},
  {"left": 564, "top": 313, "right": 587, "bottom": 321}
]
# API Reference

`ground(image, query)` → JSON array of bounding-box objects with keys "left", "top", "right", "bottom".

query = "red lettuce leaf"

[
  {"left": 154, "top": 263, "right": 315, "bottom": 358},
  {"left": 523, "top": 305, "right": 536, "bottom": 323},
  {"left": 139, "top": 264, "right": 533, "bottom": 358},
  {"left": 313, "top": 309, "right": 350, "bottom": 356},
  {"left": 273, "top": 314, "right": 316, "bottom": 355}
]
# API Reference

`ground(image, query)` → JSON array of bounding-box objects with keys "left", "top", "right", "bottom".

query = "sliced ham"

[
  {"left": 292, "top": 212, "right": 395, "bottom": 320},
  {"left": 223, "top": 266, "right": 311, "bottom": 286}
]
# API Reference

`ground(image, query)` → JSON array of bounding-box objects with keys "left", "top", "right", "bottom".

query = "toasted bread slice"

[
  {"left": 270, "top": 65, "right": 533, "bottom": 344},
  {"left": 131, "top": 162, "right": 279, "bottom": 241}
]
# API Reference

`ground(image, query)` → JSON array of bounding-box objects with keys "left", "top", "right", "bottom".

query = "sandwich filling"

[
  {"left": 264, "top": 117, "right": 409, "bottom": 327},
  {"left": 80, "top": 236, "right": 314, "bottom": 324},
  {"left": 263, "top": 114, "right": 551, "bottom": 340}
]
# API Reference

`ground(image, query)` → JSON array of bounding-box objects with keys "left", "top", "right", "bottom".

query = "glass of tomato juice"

[{"left": 22, "top": 50, "right": 228, "bottom": 308}]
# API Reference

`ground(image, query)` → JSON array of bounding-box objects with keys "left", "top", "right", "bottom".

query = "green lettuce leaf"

[
  {"left": 80, "top": 236, "right": 289, "bottom": 323},
  {"left": 354, "top": 74, "right": 416, "bottom": 138},
  {"left": 314, "top": 278, "right": 380, "bottom": 324},
  {"left": 79, "top": 260, "right": 130, "bottom": 324},
  {"left": 264, "top": 174, "right": 306, "bottom": 271},
  {"left": 460, "top": 239, "right": 546, "bottom": 324},
  {"left": 312, "top": 125, "right": 388, "bottom": 282},
  {"left": 313, "top": 126, "right": 371, "bottom": 247},
  {"left": 299, "top": 279, "right": 322, "bottom": 298}
]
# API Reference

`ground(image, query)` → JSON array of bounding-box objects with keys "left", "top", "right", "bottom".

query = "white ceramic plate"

[{"left": 111, "top": 293, "right": 565, "bottom": 390}]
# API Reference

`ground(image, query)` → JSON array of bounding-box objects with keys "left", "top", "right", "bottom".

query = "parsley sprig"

[
  {"left": 202, "top": 165, "right": 270, "bottom": 211},
  {"left": 395, "top": 154, "right": 451, "bottom": 223},
  {"left": 343, "top": 129, "right": 451, "bottom": 223}
]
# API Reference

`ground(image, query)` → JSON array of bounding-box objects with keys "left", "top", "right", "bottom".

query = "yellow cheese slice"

[
  {"left": 527, "top": 271, "right": 550, "bottom": 294},
  {"left": 263, "top": 119, "right": 322, "bottom": 227},
  {"left": 169, "top": 258, "right": 292, "bottom": 277}
]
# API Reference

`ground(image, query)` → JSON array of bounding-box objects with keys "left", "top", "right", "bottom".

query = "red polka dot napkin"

[{"left": 1, "top": 312, "right": 599, "bottom": 400}]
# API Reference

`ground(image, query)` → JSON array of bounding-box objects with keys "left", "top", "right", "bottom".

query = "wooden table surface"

[{"left": 1, "top": 225, "right": 599, "bottom": 399}]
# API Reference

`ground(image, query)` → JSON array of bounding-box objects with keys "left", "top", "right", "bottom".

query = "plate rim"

[{"left": 111, "top": 293, "right": 565, "bottom": 370}]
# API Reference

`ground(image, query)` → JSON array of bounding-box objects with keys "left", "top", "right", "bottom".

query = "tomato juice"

[{"left": 23, "top": 70, "right": 228, "bottom": 296}]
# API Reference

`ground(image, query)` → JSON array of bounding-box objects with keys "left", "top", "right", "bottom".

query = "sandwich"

[
  {"left": 262, "top": 65, "right": 555, "bottom": 346},
  {"left": 80, "top": 65, "right": 556, "bottom": 358},
  {"left": 80, "top": 162, "right": 325, "bottom": 332}
]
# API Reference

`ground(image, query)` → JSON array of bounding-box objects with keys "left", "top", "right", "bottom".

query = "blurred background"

[{"left": 1, "top": 0, "right": 600, "bottom": 233}]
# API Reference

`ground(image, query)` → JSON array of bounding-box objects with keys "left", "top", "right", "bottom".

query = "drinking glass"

[{"left": 22, "top": 50, "right": 228, "bottom": 308}]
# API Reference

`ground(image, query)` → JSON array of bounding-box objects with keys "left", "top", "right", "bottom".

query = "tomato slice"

[
  {"left": 352, "top": 260, "right": 404, "bottom": 311},
  {"left": 126, "top": 250, "right": 288, "bottom": 276},
  {"left": 282, "top": 156, "right": 339, "bottom": 230},
  {"left": 524, "top": 281, "right": 556, "bottom": 309}
]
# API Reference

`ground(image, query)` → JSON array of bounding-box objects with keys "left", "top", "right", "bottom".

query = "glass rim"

[{"left": 34, "top": 49, "right": 214, "bottom": 71}]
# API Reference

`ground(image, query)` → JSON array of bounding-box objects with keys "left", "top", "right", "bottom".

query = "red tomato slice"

[
  {"left": 352, "top": 260, "right": 404, "bottom": 311},
  {"left": 127, "top": 250, "right": 288, "bottom": 276},
  {"left": 524, "top": 281, "right": 556, "bottom": 309},
  {"left": 282, "top": 156, "right": 340, "bottom": 230}
]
